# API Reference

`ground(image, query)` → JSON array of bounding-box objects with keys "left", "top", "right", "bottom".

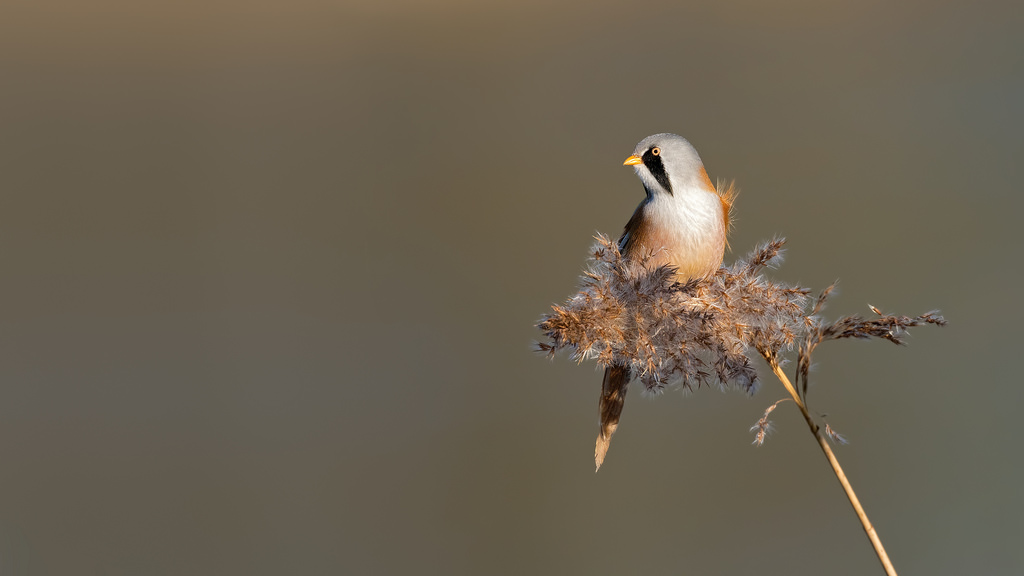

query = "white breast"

[{"left": 644, "top": 186, "right": 725, "bottom": 280}]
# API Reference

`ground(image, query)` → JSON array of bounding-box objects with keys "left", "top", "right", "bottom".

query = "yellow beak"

[{"left": 623, "top": 154, "right": 643, "bottom": 166}]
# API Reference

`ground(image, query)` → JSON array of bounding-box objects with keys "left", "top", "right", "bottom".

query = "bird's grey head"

[{"left": 624, "top": 133, "right": 708, "bottom": 197}]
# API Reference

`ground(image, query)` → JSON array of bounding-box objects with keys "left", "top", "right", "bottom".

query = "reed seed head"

[
  {"left": 538, "top": 234, "right": 946, "bottom": 399},
  {"left": 538, "top": 235, "right": 810, "bottom": 394}
]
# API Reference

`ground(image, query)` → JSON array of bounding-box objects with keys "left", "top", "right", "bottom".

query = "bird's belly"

[
  {"left": 644, "top": 210, "right": 725, "bottom": 281},
  {"left": 649, "top": 235, "right": 724, "bottom": 281}
]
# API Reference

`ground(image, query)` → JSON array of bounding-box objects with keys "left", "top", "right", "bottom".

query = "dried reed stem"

[{"left": 766, "top": 359, "right": 897, "bottom": 576}]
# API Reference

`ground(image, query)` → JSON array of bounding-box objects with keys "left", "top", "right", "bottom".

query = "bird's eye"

[{"left": 651, "top": 147, "right": 661, "bottom": 156}]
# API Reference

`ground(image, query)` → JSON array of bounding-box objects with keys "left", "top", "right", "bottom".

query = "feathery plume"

[{"left": 538, "top": 235, "right": 809, "bottom": 394}]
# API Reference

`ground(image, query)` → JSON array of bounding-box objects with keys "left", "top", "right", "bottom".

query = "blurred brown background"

[{"left": 2, "top": 1, "right": 1022, "bottom": 574}]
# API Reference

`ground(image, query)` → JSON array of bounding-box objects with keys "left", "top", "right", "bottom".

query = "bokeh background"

[{"left": 2, "top": 1, "right": 1022, "bottom": 574}]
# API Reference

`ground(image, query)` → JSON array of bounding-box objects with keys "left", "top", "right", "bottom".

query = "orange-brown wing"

[{"left": 618, "top": 200, "right": 648, "bottom": 259}]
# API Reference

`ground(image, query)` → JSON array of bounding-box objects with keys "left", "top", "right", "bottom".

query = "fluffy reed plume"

[
  {"left": 538, "top": 234, "right": 809, "bottom": 393},
  {"left": 537, "top": 234, "right": 945, "bottom": 576}
]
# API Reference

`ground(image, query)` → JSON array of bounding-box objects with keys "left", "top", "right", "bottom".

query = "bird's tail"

[{"left": 595, "top": 364, "right": 630, "bottom": 472}]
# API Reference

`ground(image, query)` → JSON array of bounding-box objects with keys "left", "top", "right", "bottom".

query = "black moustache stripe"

[{"left": 642, "top": 148, "right": 673, "bottom": 195}]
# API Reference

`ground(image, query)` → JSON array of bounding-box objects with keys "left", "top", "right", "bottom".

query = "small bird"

[{"left": 595, "top": 133, "right": 735, "bottom": 471}]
